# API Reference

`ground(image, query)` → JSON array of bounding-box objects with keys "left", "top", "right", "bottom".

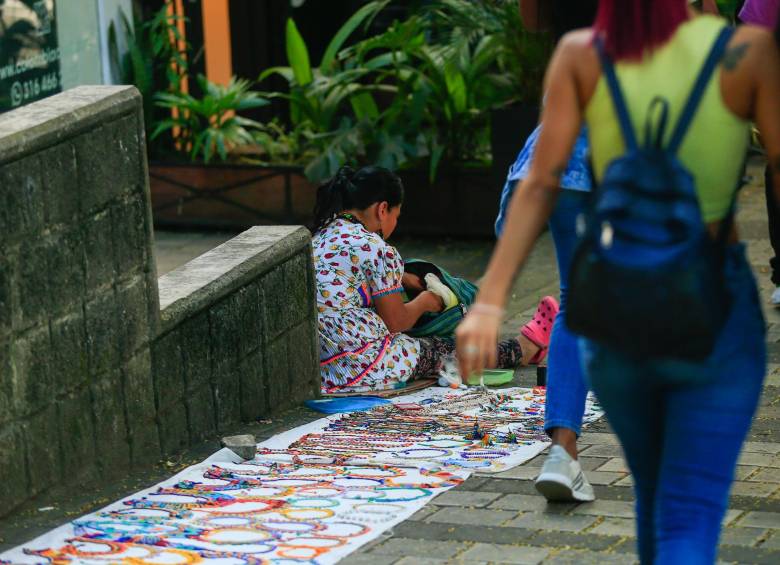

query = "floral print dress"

[{"left": 313, "top": 218, "right": 421, "bottom": 393}]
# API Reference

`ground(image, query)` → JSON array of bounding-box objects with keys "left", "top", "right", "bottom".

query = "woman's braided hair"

[{"left": 312, "top": 166, "right": 404, "bottom": 233}]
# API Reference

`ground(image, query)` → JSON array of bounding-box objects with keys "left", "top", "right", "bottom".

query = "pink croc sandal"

[{"left": 520, "top": 296, "right": 559, "bottom": 364}]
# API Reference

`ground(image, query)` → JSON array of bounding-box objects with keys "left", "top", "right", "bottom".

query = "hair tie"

[{"left": 334, "top": 167, "right": 356, "bottom": 195}]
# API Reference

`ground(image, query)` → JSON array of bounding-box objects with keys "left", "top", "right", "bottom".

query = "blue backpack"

[{"left": 567, "top": 27, "right": 739, "bottom": 360}]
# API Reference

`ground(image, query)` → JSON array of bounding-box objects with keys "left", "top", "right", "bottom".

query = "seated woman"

[{"left": 313, "top": 165, "right": 555, "bottom": 394}]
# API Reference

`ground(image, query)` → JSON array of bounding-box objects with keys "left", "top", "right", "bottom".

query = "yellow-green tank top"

[{"left": 585, "top": 15, "right": 749, "bottom": 222}]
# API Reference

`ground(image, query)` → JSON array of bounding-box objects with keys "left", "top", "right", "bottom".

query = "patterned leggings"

[{"left": 411, "top": 336, "right": 524, "bottom": 380}]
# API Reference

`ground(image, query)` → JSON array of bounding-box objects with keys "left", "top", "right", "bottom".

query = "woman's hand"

[
  {"left": 420, "top": 290, "right": 444, "bottom": 313},
  {"left": 455, "top": 308, "right": 501, "bottom": 381},
  {"left": 402, "top": 272, "right": 425, "bottom": 292}
]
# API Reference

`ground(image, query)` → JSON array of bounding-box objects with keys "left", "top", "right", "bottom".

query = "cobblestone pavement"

[{"left": 148, "top": 161, "right": 780, "bottom": 563}]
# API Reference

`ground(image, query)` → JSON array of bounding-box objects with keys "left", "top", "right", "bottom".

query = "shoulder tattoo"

[{"left": 722, "top": 42, "right": 750, "bottom": 71}]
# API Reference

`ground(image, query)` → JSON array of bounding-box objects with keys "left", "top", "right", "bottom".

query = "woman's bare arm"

[
  {"left": 456, "top": 35, "right": 587, "bottom": 378},
  {"left": 375, "top": 291, "right": 442, "bottom": 333}
]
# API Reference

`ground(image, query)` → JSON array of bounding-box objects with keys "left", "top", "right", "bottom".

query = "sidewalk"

[{"left": 338, "top": 160, "right": 780, "bottom": 564}]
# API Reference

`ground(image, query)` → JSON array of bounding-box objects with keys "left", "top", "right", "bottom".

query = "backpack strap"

[
  {"left": 594, "top": 37, "right": 638, "bottom": 152},
  {"left": 667, "top": 26, "right": 735, "bottom": 154}
]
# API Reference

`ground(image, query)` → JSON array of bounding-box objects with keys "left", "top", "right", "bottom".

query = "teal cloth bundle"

[{"left": 403, "top": 259, "right": 478, "bottom": 338}]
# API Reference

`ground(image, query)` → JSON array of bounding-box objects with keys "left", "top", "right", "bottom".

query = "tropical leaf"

[
  {"left": 154, "top": 74, "right": 266, "bottom": 163},
  {"left": 320, "top": 0, "right": 390, "bottom": 73},
  {"left": 350, "top": 92, "right": 379, "bottom": 121},
  {"left": 259, "top": 66, "right": 294, "bottom": 82},
  {"left": 443, "top": 61, "right": 467, "bottom": 114},
  {"left": 286, "top": 19, "right": 313, "bottom": 86}
]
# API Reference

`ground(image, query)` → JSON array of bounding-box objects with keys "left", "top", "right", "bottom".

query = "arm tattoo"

[{"left": 722, "top": 42, "right": 750, "bottom": 71}]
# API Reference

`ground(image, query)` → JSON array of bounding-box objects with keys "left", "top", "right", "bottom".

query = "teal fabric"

[{"left": 403, "top": 259, "right": 477, "bottom": 338}]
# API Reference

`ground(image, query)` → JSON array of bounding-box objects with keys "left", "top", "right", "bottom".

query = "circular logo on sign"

[{"left": 10, "top": 82, "right": 23, "bottom": 106}]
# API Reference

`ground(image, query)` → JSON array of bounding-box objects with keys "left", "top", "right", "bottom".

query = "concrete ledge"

[
  {"left": 153, "top": 225, "right": 320, "bottom": 444},
  {"left": 0, "top": 86, "right": 140, "bottom": 165},
  {"left": 158, "top": 226, "right": 310, "bottom": 333}
]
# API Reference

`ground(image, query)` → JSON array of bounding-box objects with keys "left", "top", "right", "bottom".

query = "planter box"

[
  {"left": 396, "top": 167, "right": 499, "bottom": 238},
  {"left": 149, "top": 163, "right": 317, "bottom": 230},
  {"left": 149, "top": 163, "right": 499, "bottom": 237}
]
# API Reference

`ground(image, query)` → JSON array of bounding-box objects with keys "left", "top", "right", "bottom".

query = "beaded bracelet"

[
  {"left": 393, "top": 448, "right": 451, "bottom": 459},
  {"left": 259, "top": 519, "right": 321, "bottom": 534},
  {"left": 288, "top": 497, "right": 340, "bottom": 509},
  {"left": 459, "top": 449, "right": 510, "bottom": 460},
  {"left": 352, "top": 502, "right": 405, "bottom": 514},
  {"left": 315, "top": 520, "right": 371, "bottom": 539},
  {"left": 337, "top": 510, "right": 396, "bottom": 524},
  {"left": 366, "top": 486, "right": 432, "bottom": 503},
  {"left": 468, "top": 303, "right": 506, "bottom": 317}
]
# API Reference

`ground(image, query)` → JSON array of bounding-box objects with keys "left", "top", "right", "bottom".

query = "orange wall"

[{"left": 201, "top": 0, "right": 233, "bottom": 85}]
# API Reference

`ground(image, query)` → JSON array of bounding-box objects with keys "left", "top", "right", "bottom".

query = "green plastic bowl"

[{"left": 466, "top": 369, "right": 514, "bottom": 387}]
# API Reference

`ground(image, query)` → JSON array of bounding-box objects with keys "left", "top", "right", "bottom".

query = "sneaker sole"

[{"left": 535, "top": 472, "right": 595, "bottom": 503}]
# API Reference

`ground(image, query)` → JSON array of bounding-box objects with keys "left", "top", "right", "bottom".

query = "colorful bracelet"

[{"left": 468, "top": 303, "right": 506, "bottom": 317}]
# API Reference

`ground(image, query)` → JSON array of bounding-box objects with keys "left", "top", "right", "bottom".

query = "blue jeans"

[
  {"left": 545, "top": 190, "right": 591, "bottom": 436},
  {"left": 581, "top": 244, "right": 766, "bottom": 564}
]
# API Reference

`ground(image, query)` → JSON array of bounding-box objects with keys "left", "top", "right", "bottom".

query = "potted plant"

[
  {"left": 422, "top": 0, "right": 550, "bottom": 185},
  {"left": 132, "top": 0, "right": 526, "bottom": 235},
  {"left": 147, "top": 75, "right": 321, "bottom": 229},
  {"left": 337, "top": 3, "right": 527, "bottom": 236},
  {"left": 143, "top": 1, "right": 391, "bottom": 230}
]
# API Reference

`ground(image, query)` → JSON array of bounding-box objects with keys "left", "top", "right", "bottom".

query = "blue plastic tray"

[{"left": 305, "top": 396, "right": 391, "bottom": 414}]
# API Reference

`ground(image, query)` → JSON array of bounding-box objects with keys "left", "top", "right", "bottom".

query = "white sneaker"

[
  {"left": 772, "top": 286, "right": 780, "bottom": 306},
  {"left": 535, "top": 445, "right": 596, "bottom": 502}
]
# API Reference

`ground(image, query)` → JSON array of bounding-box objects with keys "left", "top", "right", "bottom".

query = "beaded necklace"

[{"left": 335, "top": 213, "right": 385, "bottom": 240}]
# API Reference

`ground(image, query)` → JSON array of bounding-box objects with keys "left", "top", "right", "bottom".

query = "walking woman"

[{"left": 457, "top": 0, "right": 780, "bottom": 562}]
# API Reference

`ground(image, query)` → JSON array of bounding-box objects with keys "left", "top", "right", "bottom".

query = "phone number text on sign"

[{"left": 10, "top": 73, "right": 60, "bottom": 107}]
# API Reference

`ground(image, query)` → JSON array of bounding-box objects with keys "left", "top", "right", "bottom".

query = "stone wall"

[
  {"left": 154, "top": 227, "right": 320, "bottom": 456},
  {"left": 0, "top": 87, "right": 319, "bottom": 517}
]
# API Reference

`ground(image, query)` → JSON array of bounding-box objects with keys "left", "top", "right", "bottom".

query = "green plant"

[
  {"left": 285, "top": 15, "right": 429, "bottom": 179},
  {"left": 108, "top": 1, "right": 188, "bottom": 141},
  {"left": 423, "top": 0, "right": 551, "bottom": 106},
  {"left": 152, "top": 75, "right": 269, "bottom": 163},
  {"left": 249, "top": 120, "right": 317, "bottom": 166},
  {"left": 349, "top": 12, "right": 509, "bottom": 179},
  {"left": 714, "top": 0, "right": 741, "bottom": 21},
  {"left": 254, "top": 0, "right": 530, "bottom": 181},
  {"left": 255, "top": 1, "right": 421, "bottom": 180},
  {"left": 259, "top": 1, "right": 391, "bottom": 133}
]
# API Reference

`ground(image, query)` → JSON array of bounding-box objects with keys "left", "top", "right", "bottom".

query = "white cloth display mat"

[{"left": 1, "top": 387, "right": 602, "bottom": 564}]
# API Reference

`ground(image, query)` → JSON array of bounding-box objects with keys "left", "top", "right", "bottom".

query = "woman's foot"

[
  {"left": 520, "top": 296, "right": 559, "bottom": 364},
  {"left": 519, "top": 334, "right": 541, "bottom": 366},
  {"left": 535, "top": 445, "right": 595, "bottom": 502},
  {"left": 772, "top": 286, "right": 780, "bottom": 307}
]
